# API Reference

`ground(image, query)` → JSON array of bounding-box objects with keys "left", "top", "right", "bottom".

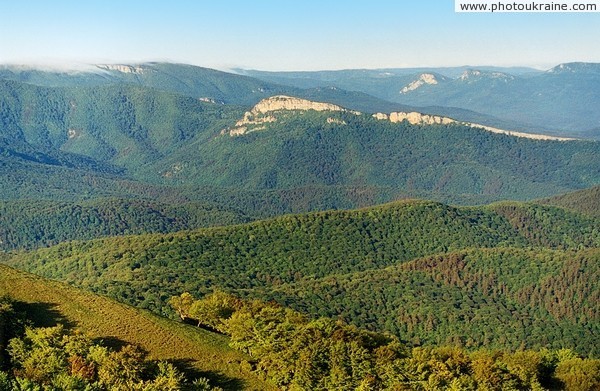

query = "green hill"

[
  {"left": 154, "top": 107, "right": 599, "bottom": 201},
  {"left": 0, "top": 198, "right": 249, "bottom": 251},
  {"left": 5, "top": 198, "right": 598, "bottom": 353},
  {"left": 0, "top": 78, "right": 243, "bottom": 177},
  {"left": 261, "top": 247, "right": 600, "bottom": 355},
  {"left": 540, "top": 185, "right": 600, "bottom": 218},
  {"left": 4, "top": 200, "right": 529, "bottom": 311},
  {"left": 0, "top": 264, "right": 273, "bottom": 390},
  {"left": 487, "top": 201, "right": 600, "bottom": 248}
]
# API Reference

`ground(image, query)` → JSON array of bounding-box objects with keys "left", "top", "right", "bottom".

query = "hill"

[
  {"left": 0, "top": 264, "right": 274, "bottom": 390},
  {"left": 0, "top": 198, "right": 249, "bottom": 251},
  {"left": 154, "top": 97, "right": 599, "bottom": 201},
  {"left": 540, "top": 185, "right": 600, "bottom": 218},
  {"left": 0, "top": 62, "right": 290, "bottom": 106},
  {"left": 5, "top": 197, "right": 598, "bottom": 353},
  {"left": 262, "top": 247, "right": 600, "bottom": 355},
  {"left": 0, "top": 78, "right": 243, "bottom": 177},
  {"left": 2, "top": 73, "right": 599, "bottom": 206},
  {"left": 242, "top": 63, "right": 600, "bottom": 139}
]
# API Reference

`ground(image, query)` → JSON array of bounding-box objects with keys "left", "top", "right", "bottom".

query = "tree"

[
  {"left": 555, "top": 358, "right": 600, "bottom": 391},
  {"left": 168, "top": 292, "right": 194, "bottom": 320}
]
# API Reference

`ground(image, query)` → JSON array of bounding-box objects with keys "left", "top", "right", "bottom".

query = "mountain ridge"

[{"left": 241, "top": 62, "right": 600, "bottom": 138}]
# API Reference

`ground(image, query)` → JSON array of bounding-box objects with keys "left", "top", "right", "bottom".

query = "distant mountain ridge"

[
  {"left": 224, "top": 95, "right": 575, "bottom": 141},
  {"left": 241, "top": 62, "right": 600, "bottom": 139},
  {"left": 1, "top": 75, "right": 598, "bottom": 206},
  {"left": 0, "top": 62, "right": 558, "bottom": 133},
  {"left": 0, "top": 62, "right": 598, "bottom": 209}
]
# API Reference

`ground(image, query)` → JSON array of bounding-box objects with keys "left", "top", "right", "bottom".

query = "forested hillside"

[
  {"left": 167, "top": 290, "right": 600, "bottom": 390},
  {"left": 5, "top": 198, "right": 598, "bottom": 354},
  {"left": 541, "top": 185, "right": 600, "bottom": 218},
  {"left": 167, "top": 109, "right": 598, "bottom": 200},
  {"left": 0, "top": 78, "right": 243, "bottom": 176},
  {"left": 2, "top": 67, "right": 599, "bottom": 207},
  {"left": 262, "top": 247, "right": 600, "bottom": 354},
  {"left": 2, "top": 267, "right": 598, "bottom": 390},
  {"left": 0, "top": 198, "right": 248, "bottom": 250}
]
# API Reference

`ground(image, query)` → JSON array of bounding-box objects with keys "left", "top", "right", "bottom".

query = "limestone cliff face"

[
  {"left": 461, "top": 123, "right": 574, "bottom": 141},
  {"left": 400, "top": 73, "right": 439, "bottom": 94},
  {"left": 372, "top": 111, "right": 575, "bottom": 141},
  {"left": 225, "top": 95, "right": 575, "bottom": 141},
  {"left": 250, "top": 95, "right": 347, "bottom": 113},
  {"left": 373, "top": 112, "right": 455, "bottom": 126},
  {"left": 225, "top": 95, "right": 356, "bottom": 136}
]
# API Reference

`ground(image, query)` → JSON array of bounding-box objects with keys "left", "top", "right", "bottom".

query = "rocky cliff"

[
  {"left": 372, "top": 111, "right": 574, "bottom": 141},
  {"left": 400, "top": 73, "right": 440, "bottom": 94},
  {"left": 225, "top": 95, "right": 575, "bottom": 141},
  {"left": 225, "top": 95, "right": 357, "bottom": 136}
]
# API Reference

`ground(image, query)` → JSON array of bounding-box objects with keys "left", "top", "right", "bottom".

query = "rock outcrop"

[
  {"left": 224, "top": 95, "right": 357, "bottom": 136},
  {"left": 249, "top": 95, "right": 347, "bottom": 113},
  {"left": 459, "top": 69, "right": 514, "bottom": 82},
  {"left": 373, "top": 111, "right": 575, "bottom": 141},
  {"left": 373, "top": 112, "right": 455, "bottom": 126},
  {"left": 400, "top": 73, "right": 439, "bottom": 94},
  {"left": 225, "top": 95, "right": 575, "bottom": 141}
]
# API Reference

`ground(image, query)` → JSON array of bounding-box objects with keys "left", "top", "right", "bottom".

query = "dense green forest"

[
  {"left": 5, "top": 198, "right": 598, "bottom": 356},
  {"left": 168, "top": 291, "right": 600, "bottom": 390},
  {"left": 0, "top": 306, "right": 217, "bottom": 390},
  {"left": 541, "top": 185, "right": 600, "bottom": 218},
  {"left": 261, "top": 247, "right": 600, "bottom": 354},
  {"left": 3, "top": 265, "right": 599, "bottom": 390},
  {"left": 137, "top": 109, "right": 600, "bottom": 200},
  {"left": 0, "top": 198, "right": 248, "bottom": 250}
]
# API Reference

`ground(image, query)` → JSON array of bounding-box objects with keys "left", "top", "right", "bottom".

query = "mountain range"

[
  {"left": 241, "top": 62, "right": 600, "bottom": 139},
  {"left": 1, "top": 64, "right": 598, "bottom": 210},
  {"left": 1, "top": 61, "right": 599, "bottom": 389}
]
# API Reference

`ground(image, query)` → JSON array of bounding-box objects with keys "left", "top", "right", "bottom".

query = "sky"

[{"left": 1, "top": 0, "right": 599, "bottom": 71}]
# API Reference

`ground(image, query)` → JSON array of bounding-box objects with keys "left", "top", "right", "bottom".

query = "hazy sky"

[{"left": 1, "top": 0, "right": 599, "bottom": 71}]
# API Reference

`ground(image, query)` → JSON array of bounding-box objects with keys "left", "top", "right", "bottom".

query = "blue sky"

[{"left": 1, "top": 0, "right": 599, "bottom": 70}]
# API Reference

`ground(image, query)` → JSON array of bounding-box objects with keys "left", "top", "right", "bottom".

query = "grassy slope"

[{"left": 0, "top": 264, "right": 274, "bottom": 390}]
